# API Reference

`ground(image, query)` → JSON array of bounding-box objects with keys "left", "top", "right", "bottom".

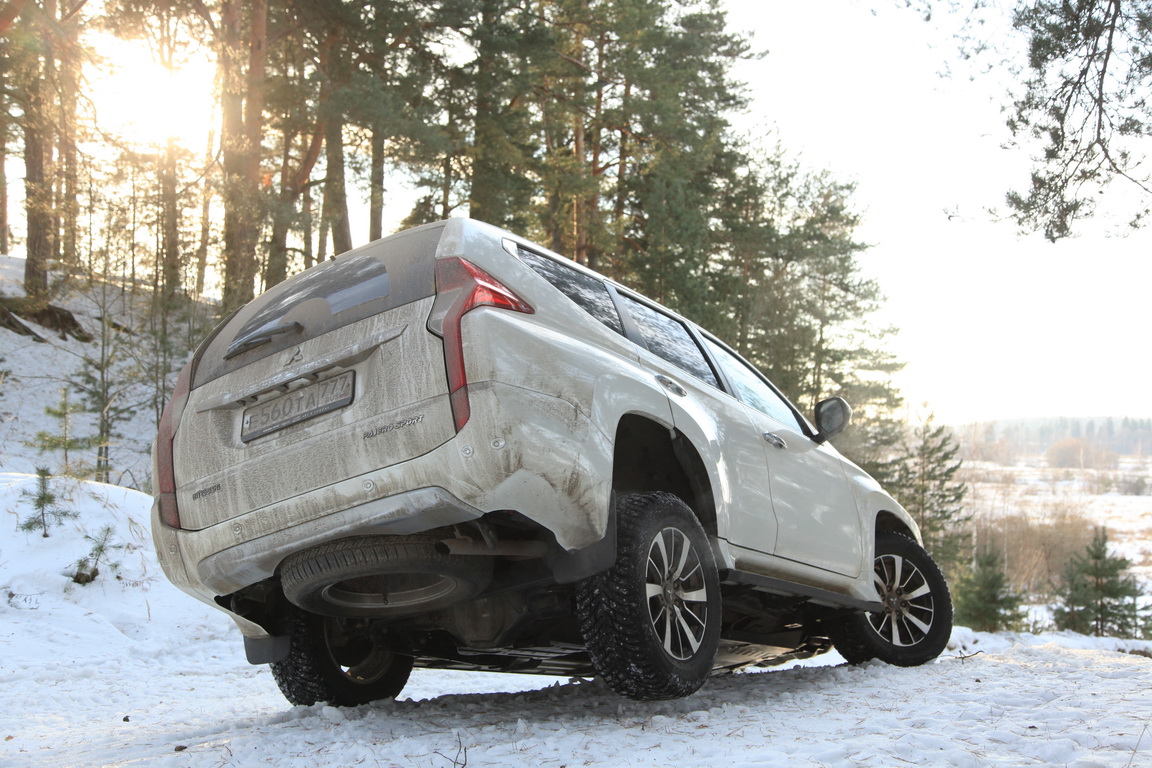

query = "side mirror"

[{"left": 813, "top": 397, "right": 852, "bottom": 444}]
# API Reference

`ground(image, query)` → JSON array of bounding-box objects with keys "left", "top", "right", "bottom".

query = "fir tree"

[
  {"left": 18, "top": 468, "right": 78, "bottom": 537},
  {"left": 954, "top": 549, "right": 1025, "bottom": 632},
  {"left": 888, "top": 413, "right": 970, "bottom": 578},
  {"left": 72, "top": 524, "right": 125, "bottom": 584},
  {"left": 1054, "top": 527, "right": 1143, "bottom": 638},
  {"left": 72, "top": 315, "right": 138, "bottom": 484},
  {"left": 23, "top": 388, "right": 96, "bottom": 478}
]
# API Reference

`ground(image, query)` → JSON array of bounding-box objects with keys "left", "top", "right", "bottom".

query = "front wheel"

[
  {"left": 829, "top": 531, "right": 953, "bottom": 667},
  {"left": 270, "top": 608, "right": 413, "bottom": 706},
  {"left": 576, "top": 492, "right": 721, "bottom": 700}
]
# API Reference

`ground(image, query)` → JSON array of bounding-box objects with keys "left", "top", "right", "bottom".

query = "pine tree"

[
  {"left": 18, "top": 468, "right": 78, "bottom": 537},
  {"left": 954, "top": 549, "right": 1025, "bottom": 632},
  {"left": 1054, "top": 527, "right": 1143, "bottom": 638},
  {"left": 887, "top": 413, "right": 970, "bottom": 578}
]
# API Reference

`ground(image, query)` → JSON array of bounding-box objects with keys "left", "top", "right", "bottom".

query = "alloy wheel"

[
  {"left": 644, "top": 526, "right": 710, "bottom": 661},
  {"left": 868, "top": 552, "right": 936, "bottom": 647}
]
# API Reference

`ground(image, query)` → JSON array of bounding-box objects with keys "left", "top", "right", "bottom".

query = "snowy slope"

[
  {"left": 5, "top": 259, "right": 1152, "bottom": 767},
  {"left": 0, "top": 255, "right": 172, "bottom": 486},
  {"left": 2, "top": 474, "right": 1151, "bottom": 768}
]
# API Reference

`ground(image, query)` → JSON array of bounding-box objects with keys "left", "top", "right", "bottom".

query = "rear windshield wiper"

[{"left": 223, "top": 321, "right": 303, "bottom": 360}]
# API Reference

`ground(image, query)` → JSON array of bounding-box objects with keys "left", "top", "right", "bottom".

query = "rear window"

[
  {"left": 193, "top": 223, "right": 443, "bottom": 387},
  {"left": 515, "top": 246, "right": 625, "bottom": 335},
  {"left": 227, "top": 256, "right": 393, "bottom": 352}
]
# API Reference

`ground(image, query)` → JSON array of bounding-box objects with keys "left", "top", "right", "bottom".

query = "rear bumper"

[
  {"left": 151, "top": 380, "right": 613, "bottom": 607},
  {"left": 201, "top": 487, "right": 483, "bottom": 594}
]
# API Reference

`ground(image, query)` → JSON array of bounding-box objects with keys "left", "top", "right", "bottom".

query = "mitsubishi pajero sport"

[{"left": 152, "top": 218, "right": 952, "bottom": 705}]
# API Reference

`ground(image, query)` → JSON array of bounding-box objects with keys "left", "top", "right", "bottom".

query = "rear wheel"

[
  {"left": 270, "top": 608, "right": 413, "bottom": 707},
  {"left": 830, "top": 531, "right": 952, "bottom": 667},
  {"left": 576, "top": 492, "right": 721, "bottom": 700}
]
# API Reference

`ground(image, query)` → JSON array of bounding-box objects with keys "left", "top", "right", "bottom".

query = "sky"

[{"left": 726, "top": 0, "right": 1152, "bottom": 424}]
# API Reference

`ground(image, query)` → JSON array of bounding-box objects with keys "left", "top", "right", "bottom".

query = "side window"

[
  {"left": 702, "top": 337, "right": 803, "bottom": 429},
  {"left": 618, "top": 294, "right": 719, "bottom": 387},
  {"left": 516, "top": 247, "right": 625, "bottom": 335}
]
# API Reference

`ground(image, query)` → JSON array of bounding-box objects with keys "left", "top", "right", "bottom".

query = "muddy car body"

[{"left": 153, "top": 218, "right": 951, "bottom": 704}]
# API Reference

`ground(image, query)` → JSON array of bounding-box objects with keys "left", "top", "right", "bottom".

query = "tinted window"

[
  {"left": 619, "top": 294, "right": 718, "bottom": 387},
  {"left": 702, "top": 337, "right": 802, "bottom": 429},
  {"left": 229, "top": 256, "right": 392, "bottom": 351},
  {"left": 516, "top": 247, "right": 624, "bottom": 335},
  {"left": 194, "top": 224, "right": 442, "bottom": 387}
]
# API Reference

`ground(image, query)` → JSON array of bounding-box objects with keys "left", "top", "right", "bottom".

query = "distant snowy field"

[{"left": 5, "top": 257, "right": 1152, "bottom": 766}]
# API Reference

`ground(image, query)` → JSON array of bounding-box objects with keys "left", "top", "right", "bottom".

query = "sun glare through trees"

[{"left": 87, "top": 32, "right": 217, "bottom": 152}]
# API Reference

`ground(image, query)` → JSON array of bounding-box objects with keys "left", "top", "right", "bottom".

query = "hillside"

[
  {"left": 2, "top": 473, "right": 1151, "bottom": 768},
  {"left": 4, "top": 257, "right": 1152, "bottom": 766}
]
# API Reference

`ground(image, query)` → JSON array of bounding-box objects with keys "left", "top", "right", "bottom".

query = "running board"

[{"left": 720, "top": 568, "right": 883, "bottom": 614}]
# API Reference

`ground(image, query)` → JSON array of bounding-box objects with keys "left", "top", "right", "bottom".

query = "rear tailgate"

[{"left": 173, "top": 223, "right": 455, "bottom": 531}]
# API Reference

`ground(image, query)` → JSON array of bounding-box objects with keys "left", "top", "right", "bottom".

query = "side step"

[{"left": 720, "top": 568, "right": 883, "bottom": 614}]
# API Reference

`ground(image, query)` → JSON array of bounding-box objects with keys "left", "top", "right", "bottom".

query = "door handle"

[
  {"left": 655, "top": 374, "right": 688, "bottom": 397},
  {"left": 763, "top": 432, "right": 788, "bottom": 450}
]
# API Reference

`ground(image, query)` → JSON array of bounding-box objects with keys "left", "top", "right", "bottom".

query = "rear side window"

[
  {"left": 515, "top": 247, "right": 624, "bottom": 335},
  {"left": 618, "top": 294, "right": 719, "bottom": 387}
]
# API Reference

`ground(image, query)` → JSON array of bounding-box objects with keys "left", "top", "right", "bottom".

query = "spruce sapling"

[{"left": 18, "top": 468, "right": 78, "bottom": 537}]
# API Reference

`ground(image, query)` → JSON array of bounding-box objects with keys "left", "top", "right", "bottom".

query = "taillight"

[
  {"left": 155, "top": 361, "right": 193, "bottom": 528},
  {"left": 428, "top": 257, "right": 534, "bottom": 431}
]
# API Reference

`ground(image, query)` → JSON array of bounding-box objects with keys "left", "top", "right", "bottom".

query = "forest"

[
  {"left": 2, "top": 0, "right": 908, "bottom": 478},
  {"left": 1, "top": 0, "right": 1149, "bottom": 640}
]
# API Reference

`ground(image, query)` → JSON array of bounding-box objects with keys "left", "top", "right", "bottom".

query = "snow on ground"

[
  {"left": 6, "top": 261, "right": 1152, "bottom": 766},
  {"left": 0, "top": 254, "right": 201, "bottom": 486},
  {"left": 2, "top": 474, "right": 1152, "bottom": 768}
]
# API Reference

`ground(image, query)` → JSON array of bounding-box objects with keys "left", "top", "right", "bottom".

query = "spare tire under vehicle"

[{"left": 279, "top": 535, "right": 493, "bottom": 618}]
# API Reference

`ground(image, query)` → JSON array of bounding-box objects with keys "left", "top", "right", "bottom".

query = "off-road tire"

[
  {"left": 829, "top": 531, "right": 952, "bottom": 667},
  {"left": 270, "top": 608, "right": 413, "bottom": 707},
  {"left": 280, "top": 535, "right": 492, "bottom": 618},
  {"left": 576, "top": 492, "right": 721, "bottom": 700}
]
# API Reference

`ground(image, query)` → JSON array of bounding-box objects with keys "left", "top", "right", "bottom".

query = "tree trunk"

[
  {"left": 22, "top": 77, "right": 52, "bottom": 303},
  {"left": 159, "top": 138, "right": 181, "bottom": 306},
  {"left": 324, "top": 115, "right": 352, "bottom": 255},
  {"left": 0, "top": 120, "right": 8, "bottom": 255},
  {"left": 57, "top": 9, "right": 80, "bottom": 271},
  {"left": 266, "top": 121, "right": 322, "bottom": 287},
  {"left": 370, "top": 124, "right": 385, "bottom": 241},
  {"left": 195, "top": 130, "right": 214, "bottom": 297},
  {"left": 302, "top": 184, "right": 314, "bottom": 270},
  {"left": 317, "top": 30, "right": 351, "bottom": 257},
  {"left": 220, "top": 0, "right": 267, "bottom": 312},
  {"left": 469, "top": 0, "right": 500, "bottom": 224}
]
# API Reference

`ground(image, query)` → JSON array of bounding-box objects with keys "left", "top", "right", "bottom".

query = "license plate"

[{"left": 241, "top": 371, "right": 355, "bottom": 442}]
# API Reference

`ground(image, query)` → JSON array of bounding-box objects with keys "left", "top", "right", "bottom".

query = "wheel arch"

[
  {"left": 610, "top": 413, "right": 718, "bottom": 536},
  {"left": 874, "top": 510, "right": 920, "bottom": 544}
]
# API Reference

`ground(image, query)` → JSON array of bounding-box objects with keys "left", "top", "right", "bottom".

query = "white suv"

[{"left": 152, "top": 218, "right": 951, "bottom": 705}]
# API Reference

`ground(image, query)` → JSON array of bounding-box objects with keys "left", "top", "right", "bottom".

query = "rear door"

[
  {"left": 174, "top": 224, "right": 455, "bottom": 531},
  {"left": 611, "top": 291, "right": 779, "bottom": 554},
  {"left": 700, "top": 337, "right": 864, "bottom": 578}
]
